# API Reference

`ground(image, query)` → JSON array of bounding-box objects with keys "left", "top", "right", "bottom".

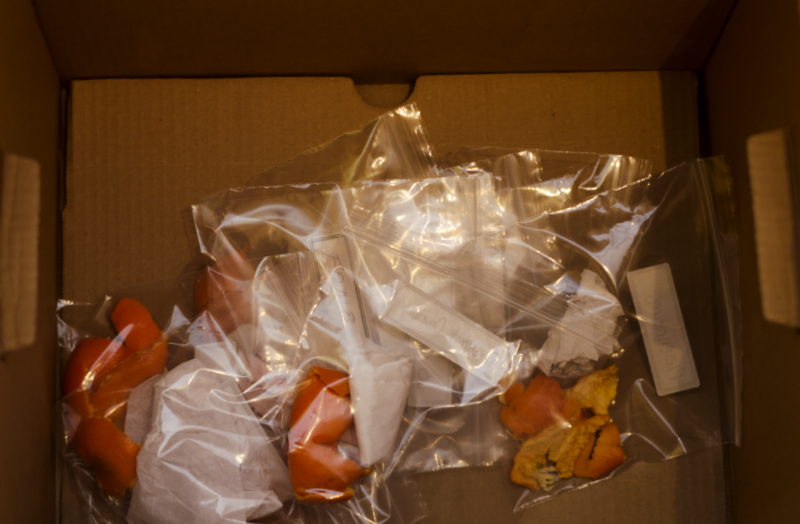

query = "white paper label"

[
  {"left": 383, "top": 283, "right": 515, "bottom": 386},
  {"left": 628, "top": 263, "right": 699, "bottom": 396}
]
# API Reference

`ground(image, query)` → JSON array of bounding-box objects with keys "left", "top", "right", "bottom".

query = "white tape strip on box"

[{"left": 0, "top": 152, "right": 40, "bottom": 353}]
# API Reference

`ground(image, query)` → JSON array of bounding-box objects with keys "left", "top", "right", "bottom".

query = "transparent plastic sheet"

[
  {"left": 183, "top": 101, "right": 437, "bottom": 294},
  {"left": 189, "top": 174, "right": 515, "bottom": 270},
  {"left": 441, "top": 147, "right": 653, "bottom": 221},
  {"left": 343, "top": 157, "right": 741, "bottom": 510},
  {"left": 57, "top": 256, "right": 427, "bottom": 524}
]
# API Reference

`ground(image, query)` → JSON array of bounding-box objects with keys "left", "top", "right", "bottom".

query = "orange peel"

[
  {"left": 573, "top": 422, "right": 626, "bottom": 480},
  {"left": 288, "top": 442, "right": 370, "bottom": 503},
  {"left": 288, "top": 367, "right": 369, "bottom": 504},
  {"left": 111, "top": 298, "right": 162, "bottom": 359},
  {"left": 501, "top": 374, "right": 565, "bottom": 439},
  {"left": 63, "top": 338, "right": 124, "bottom": 418},
  {"left": 77, "top": 417, "right": 141, "bottom": 498},
  {"left": 90, "top": 338, "right": 167, "bottom": 420}
]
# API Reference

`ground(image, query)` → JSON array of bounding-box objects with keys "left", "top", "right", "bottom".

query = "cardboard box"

[{"left": 1, "top": 0, "right": 798, "bottom": 523}]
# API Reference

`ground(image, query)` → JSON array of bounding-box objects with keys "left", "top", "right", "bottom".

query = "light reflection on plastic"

[{"left": 372, "top": 157, "right": 386, "bottom": 170}]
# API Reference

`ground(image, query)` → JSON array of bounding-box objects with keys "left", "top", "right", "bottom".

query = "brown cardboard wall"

[
  {"left": 704, "top": 0, "right": 800, "bottom": 522},
  {"left": 0, "top": 0, "right": 61, "bottom": 521},
  {"left": 33, "top": 0, "right": 736, "bottom": 82},
  {"left": 61, "top": 72, "right": 728, "bottom": 524}
]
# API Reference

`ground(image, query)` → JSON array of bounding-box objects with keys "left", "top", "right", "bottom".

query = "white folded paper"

[
  {"left": 346, "top": 329, "right": 412, "bottom": 465},
  {"left": 538, "top": 270, "right": 623, "bottom": 378},
  {"left": 123, "top": 374, "right": 161, "bottom": 444},
  {"left": 128, "top": 359, "right": 292, "bottom": 524}
]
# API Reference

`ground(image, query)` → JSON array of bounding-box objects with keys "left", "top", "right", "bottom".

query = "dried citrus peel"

[
  {"left": 90, "top": 338, "right": 167, "bottom": 420},
  {"left": 504, "top": 367, "right": 624, "bottom": 491},
  {"left": 64, "top": 298, "right": 167, "bottom": 499},
  {"left": 288, "top": 367, "right": 370, "bottom": 503},
  {"left": 501, "top": 374, "right": 566, "bottom": 439},
  {"left": 573, "top": 422, "right": 626, "bottom": 480}
]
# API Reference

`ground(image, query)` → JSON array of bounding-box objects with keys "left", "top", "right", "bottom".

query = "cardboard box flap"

[
  {"left": 0, "top": 0, "right": 60, "bottom": 522},
  {"left": 34, "top": 0, "right": 736, "bottom": 82},
  {"left": 704, "top": 0, "right": 800, "bottom": 522}
]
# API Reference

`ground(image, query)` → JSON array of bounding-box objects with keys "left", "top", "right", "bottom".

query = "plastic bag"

[
  {"left": 441, "top": 147, "right": 652, "bottom": 220},
  {"left": 342, "top": 207, "right": 628, "bottom": 475},
  {"left": 188, "top": 173, "right": 519, "bottom": 469},
  {"left": 186, "top": 103, "right": 437, "bottom": 265},
  {"left": 447, "top": 149, "right": 741, "bottom": 444},
  {"left": 57, "top": 256, "right": 427, "bottom": 524},
  {"left": 501, "top": 157, "right": 742, "bottom": 509},
  {"left": 341, "top": 156, "right": 740, "bottom": 509},
  {"left": 190, "top": 174, "right": 514, "bottom": 272}
]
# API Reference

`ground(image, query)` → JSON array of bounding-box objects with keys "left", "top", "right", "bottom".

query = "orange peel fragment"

[
  {"left": 573, "top": 422, "right": 626, "bottom": 480},
  {"left": 77, "top": 417, "right": 141, "bottom": 498},
  {"left": 501, "top": 374, "right": 565, "bottom": 439},
  {"left": 111, "top": 298, "right": 163, "bottom": 359},
  {"left": 90, "top": 338, "right": 168, "bottom": 420},
  {"left": 288, "top": 367, "right": 369, "bottom": 503},
  {"left": 63, "top": 338, "right": 124, "bottom": 418}
]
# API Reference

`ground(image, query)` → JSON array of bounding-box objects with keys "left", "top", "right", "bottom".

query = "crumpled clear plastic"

[
  {"left": 187, "top": 102, "right": 437, "bottom": 267},
  {"left": 432, "top": 153, "right": 741, "bottom": 509},
  {"left": 57, "top": 257, "right": 427, "bottom": 524}
]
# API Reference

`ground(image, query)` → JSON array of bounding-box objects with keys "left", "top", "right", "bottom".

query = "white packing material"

[
  {"left": 128, "top": 359, "right": 292, "bottom": 524},
  {"left": 537, "top": 269, "right": 623, "bottom": 378},
  {"left": 346, "top": 331, "right": 413, "bottom": 465},
  {"left": 123, "top": 374, "right": 161, "bottom": 445}
]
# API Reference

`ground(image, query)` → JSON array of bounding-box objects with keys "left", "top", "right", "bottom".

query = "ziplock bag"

[
  {"left": 441, "top": 147, "right": 652, "bottom": 217},
  {"left": 189, "top": 174, "right": 517, "bottom": 469},
  {"left": 499, "top": 156, "right": 742, "bottom": 510},
  {"left": 341, "top": 207, "right": 628, "bottom": 476},
  {"left": 448, "top": 149, "right": 740, "bottom": 444},
  {"left": 343, "top": 156, "right": 741, "bottom": 510},
  {"left": 57, "top": 256, "right": 426, "bottom": 524}
]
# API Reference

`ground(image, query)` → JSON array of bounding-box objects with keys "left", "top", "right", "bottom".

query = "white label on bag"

[
  {"left": 383, "top": 283, "right": 515, "bottom": 386},
  {"left": 628, "top": 263, "right": 699, "bottom": 396}
]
